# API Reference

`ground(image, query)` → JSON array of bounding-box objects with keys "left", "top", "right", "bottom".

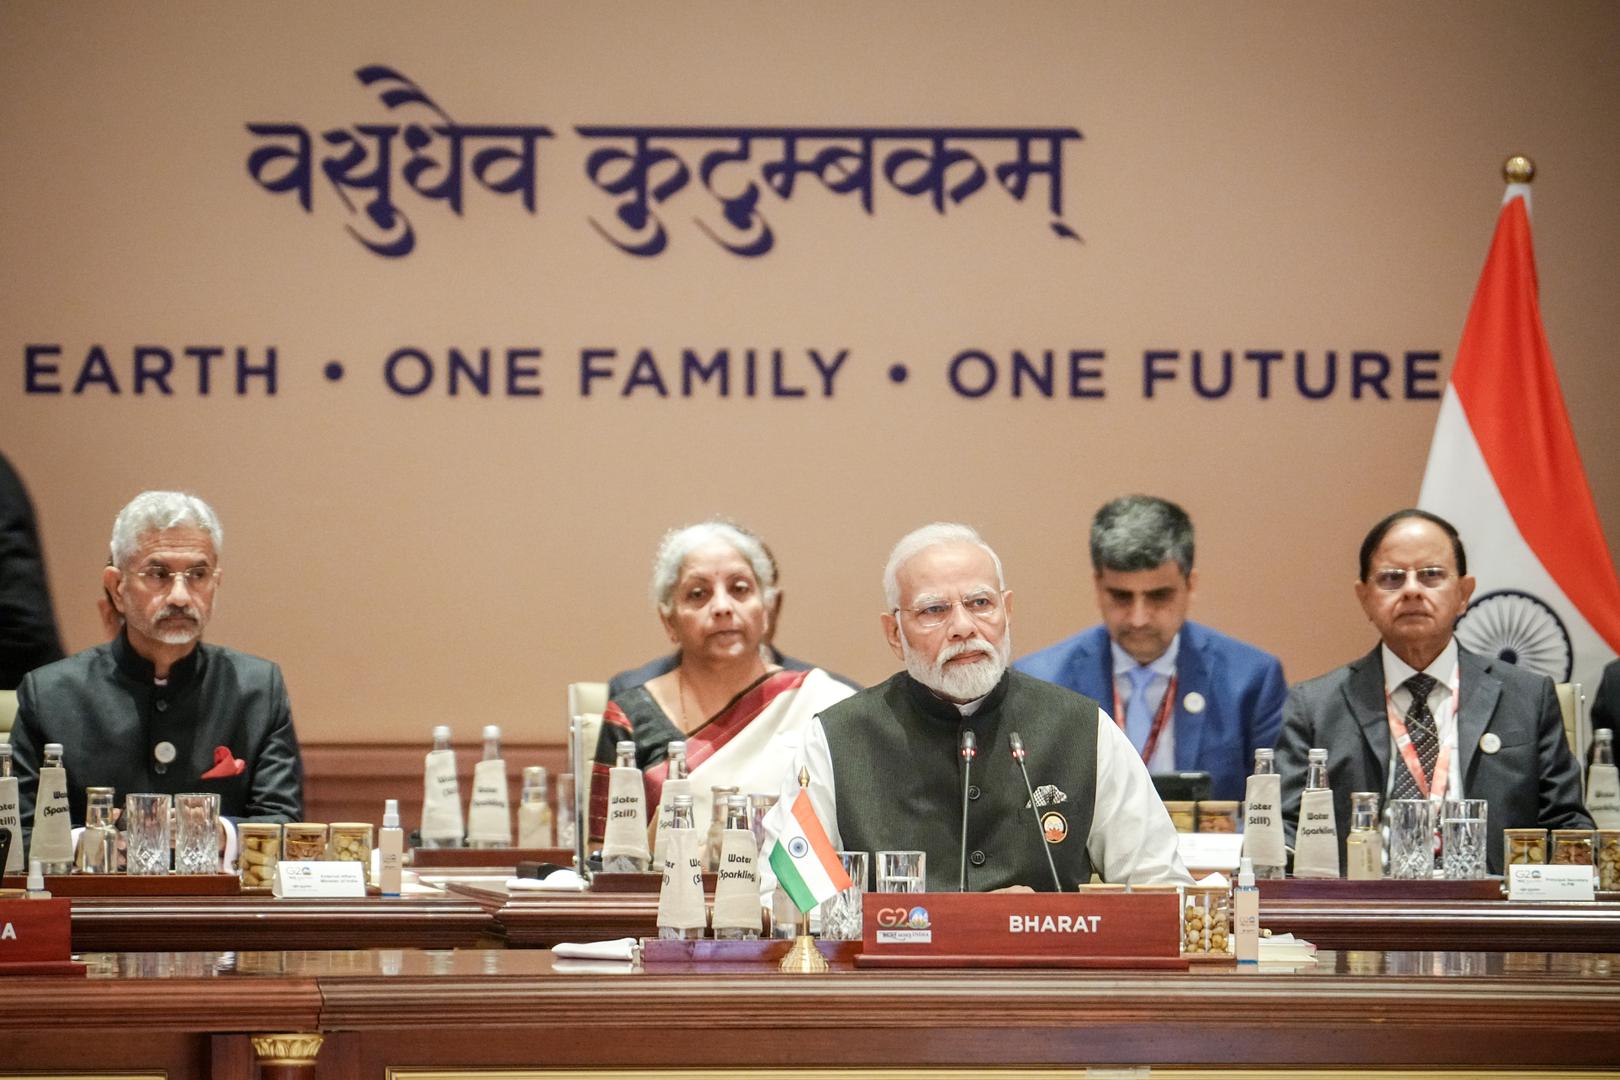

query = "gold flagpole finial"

[
  {"left": 1503, "top": 155, "right": 1535, "bottom": 184},
  {"left": 797, "top": 766, "right": 810, "bottom": 789}
]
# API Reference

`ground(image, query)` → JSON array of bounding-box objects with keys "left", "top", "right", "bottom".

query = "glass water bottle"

[
  {"left": 76, "top": 786, "right": 119, "bottom": 873},
  {"left": 657, "top": 794, "right": 704, "bottom": 940},
  {"left": 1248, "top": 748, "right": 1283, "bottom": 878},
  {"left": 1345, "top": 791, "right": 1382, "bottom": 880},
  {"left": 1306, "top": 748, "right": 1329, "bottom": 791}
]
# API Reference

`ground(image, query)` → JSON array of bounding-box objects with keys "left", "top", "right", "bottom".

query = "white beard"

[
  {"left": 900, "top": 627, "right": 1011, "bottom": 703},
  {"left": 146, "top": 605, "right": 205, "bottom": 646}
]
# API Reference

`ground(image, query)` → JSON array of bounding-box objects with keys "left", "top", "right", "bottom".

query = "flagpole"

[{"left": 779, "top": 766, "right": 832, "bottom": 974}]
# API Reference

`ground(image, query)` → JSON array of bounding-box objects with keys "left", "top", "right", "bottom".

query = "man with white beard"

[
  {"left": 10, "top": 491, "right": 302, "bottom": 844},
  {"left": 774, "top": 523, "right": 1188, "bottom": 892}
]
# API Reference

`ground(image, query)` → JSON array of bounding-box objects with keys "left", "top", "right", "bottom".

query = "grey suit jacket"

[{"left": 1277, "top": 643, "right": 1591, "bottom": 874}]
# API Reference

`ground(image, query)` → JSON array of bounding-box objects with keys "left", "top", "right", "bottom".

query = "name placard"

[
  {"left": 856, "top": 891, "right": 1184, "bottom": 969},
  {"left": 0, "top": 898, "right": 85, "bottom": 976},
  {"left": 273, "top": 860, "right": 368, "bottom": 898},
  {"left": 1507, "top": 864, "right": 1596, "bottom": 902}
]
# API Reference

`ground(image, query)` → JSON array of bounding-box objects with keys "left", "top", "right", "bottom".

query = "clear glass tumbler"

[
  {"left": 1441, "top": 799, "right": 1488, "bottom": 880},
  {"left": 818, "top": 850, "right": 868, "bottom": 940},
  {"left": 174, "top": 792, "right": 222, "bottom": 874},
  {"left": 1388, "top": 798, "right": 1435, "bottom": 880},
  {"left": 124, "top": 793, "right": 173, "bottom": 875},
  {"left": 876, "top": 849, "right": 926, "bottom": 893}
]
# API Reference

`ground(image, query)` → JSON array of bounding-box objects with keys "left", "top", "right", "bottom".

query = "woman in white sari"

[{"left": 588, "top": 521, "right": 854, "bottom": 845}]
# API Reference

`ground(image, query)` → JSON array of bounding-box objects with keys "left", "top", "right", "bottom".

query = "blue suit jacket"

[{"left": 1013, "top": 620, "right": 1286, "bottom": 800}]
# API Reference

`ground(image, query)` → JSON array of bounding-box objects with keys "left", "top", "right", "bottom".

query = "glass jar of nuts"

[
  {"left": 1503, "top": 828, "right": 1548, "bottom": 866},
  {"left": 1196, "top": 801, "right": 1240, "bottom": 833},
  {"left": 236, "top": 822, "right": 282, "bottom": 889},
  {"left": 1550, "top": 829, "right": 1595, "bottom": 866},
  {"left": 1162, "top": 801, "right": 1197, "bottom": 833},
  {"left": 1596, "top": 830, "right": 1620, "bottom": 891},
  {"left": 1182, "top": 881, "right": 1231, "bottom": 956},
  {"left": 282, "top": 822, "right": 329, "bottom": 862},
  {"left": 329, "top": 823, "right": 374, "bottom": 883}
]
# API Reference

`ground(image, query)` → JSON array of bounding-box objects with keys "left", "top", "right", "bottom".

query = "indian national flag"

[
  {"left": 767, "top": 790, "right": 852, "bottom": 914},
  {"left": 1417, "top": 175, "right": 1620, "bottom": 711}
]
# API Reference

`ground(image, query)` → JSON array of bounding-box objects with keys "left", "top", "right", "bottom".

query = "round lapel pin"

[
  {"left": 1183, "top": 691, "right": 1206, "bottom": 714},
  {"left": 1479, "top": 732, "right": 1501, "bottom": 754}
]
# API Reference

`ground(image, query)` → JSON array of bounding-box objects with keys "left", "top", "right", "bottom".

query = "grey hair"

[
  {"left": 650, "top": 520, "right": 778, "bottom": 614},
  {"left": 882, "top": 522, "right": 1006, "bottom": 610},
  {"left": 109, "top": 491, "right": 224, "bottom": 568},
  {"left": 1090, "top": 494, "right": 1194, "bottom": 576}
]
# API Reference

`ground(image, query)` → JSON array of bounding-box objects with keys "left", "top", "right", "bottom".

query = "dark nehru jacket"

[
  {"left": 821, "top": 670, "right": 1099, "bottom": 892},
  {"left": 11, "top": 632, "right": 304, "bottom": 841}
]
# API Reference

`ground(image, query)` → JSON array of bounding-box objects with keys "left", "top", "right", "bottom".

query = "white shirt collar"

[
  {"left": 1111, "top": 631, "right": 1181, "bottom": 679},
  {"left": 1379, "top": 637, "right": 1459, "bottom": 696}
]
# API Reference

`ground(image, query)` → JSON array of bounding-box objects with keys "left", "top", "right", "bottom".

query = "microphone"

[
  {"left": 1008, "top": 732, "right": 1063, "bottom": 892},
  {"left": 958, "top": 728, "right": 977, "bottom": 892}
]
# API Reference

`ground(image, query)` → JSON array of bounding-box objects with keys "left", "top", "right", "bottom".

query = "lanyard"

[
  {"left": 1112, "top": 674, "right": 1177, "bottom": 764},
  {"left": 1384, "top": 664, "right": 1461, "bottom": 803}
]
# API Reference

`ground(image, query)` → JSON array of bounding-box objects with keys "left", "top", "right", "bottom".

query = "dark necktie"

[{"left": 1391, "top": 672, "right": 1440, "bottom": 800}]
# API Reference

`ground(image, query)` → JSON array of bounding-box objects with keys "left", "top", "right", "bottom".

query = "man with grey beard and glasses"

[
  {"left": 766, "top": 523, "right": 1188, "bottom": 892},
  {"left": 10, "top": 491, "right": 303, "bottom": 847}
]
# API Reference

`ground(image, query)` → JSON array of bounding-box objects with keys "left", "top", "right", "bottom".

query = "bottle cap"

[
  {"left": 27, "top": 859, "right": 45, "bottom": 892},
  {"left": 383, "top": 798, "right": 400, "bottom": 829},
  {"left": 482, "top": 724, "right": 501, "bottom": 740},
  {"left": 1238, "top": 856, "right": 1255, "bottom": 888},
  {"left": 44, "top": 742, "right": 64, "bottom": 755},
  {"left": 432, "top": 725, "right": 452, "bottom": 740},
  {"left": 668, "top": 741, "right": 686, "bottom": 755}
]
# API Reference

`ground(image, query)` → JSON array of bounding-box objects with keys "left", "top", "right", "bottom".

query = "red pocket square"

[{"left": 201, "top": 746, "right": 246, "bottom": 779}]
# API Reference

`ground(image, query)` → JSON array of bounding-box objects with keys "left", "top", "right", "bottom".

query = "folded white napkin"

[
  {"left": 552, "top": 937, "right": 639, "bottom": 961},
  {"left": 551, "top": 959, "right": 637, "bottom": 975},
  {"left": 506, "top": 869, "right": 588, "bottom": 892}
]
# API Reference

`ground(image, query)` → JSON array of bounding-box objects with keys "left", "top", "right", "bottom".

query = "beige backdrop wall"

[{"left": 3, "top": 1, "right": 1617, "bottom": 744}]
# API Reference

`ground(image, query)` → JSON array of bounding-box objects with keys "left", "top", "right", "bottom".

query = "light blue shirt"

[{"left": 1111, "top": 633, "right": 1181, "bottom": 772}]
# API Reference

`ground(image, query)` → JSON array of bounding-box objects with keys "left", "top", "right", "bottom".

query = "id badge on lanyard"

[
  {"left": 1386, "top": 664, "right": 1461, "bottom": 804},
  {"left": 1113, "top": 675, "right": 1177, "bottom": 764}
]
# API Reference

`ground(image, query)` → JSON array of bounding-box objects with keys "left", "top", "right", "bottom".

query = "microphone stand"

[
  {"left": 1009, "top": 732, "right": 1063, "bottom": 892},
  {"left": 958, "top": 729, "right": 976, "bottom": 892}
]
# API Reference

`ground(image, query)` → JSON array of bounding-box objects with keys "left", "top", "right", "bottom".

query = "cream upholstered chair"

[
  {"left": 566, "top": 682, "right": 608, "bottom": 862},
  {"left": 1554, "top": 682, "right": 1588, "bottom": 797},
  {"left": 0, "top": 689, "right": 17, "bottom": 737}
]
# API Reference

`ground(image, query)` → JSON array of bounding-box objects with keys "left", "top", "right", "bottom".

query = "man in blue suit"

[{"left": 1015, "top": 495, "right": 1286, "bottom": 800}]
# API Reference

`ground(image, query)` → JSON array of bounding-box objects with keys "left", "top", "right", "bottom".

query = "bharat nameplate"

[
  {"left": 856, "top": 891, "right": 1185, "bottom": 969},
  {"left": 0, "top": 898, "right": 85, "bottom": 977}
]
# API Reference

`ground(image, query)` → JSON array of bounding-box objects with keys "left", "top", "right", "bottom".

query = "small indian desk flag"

[{"left": 767, "top": 789, "right": 852, "bottom": 914}]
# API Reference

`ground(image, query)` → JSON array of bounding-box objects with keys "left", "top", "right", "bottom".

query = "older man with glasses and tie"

[
  {"left": 9, "top": 491, "right": 303, "bottom": 848},
  {"left": 1276, "top": 508, "right": 1591, "bottom": 875}
]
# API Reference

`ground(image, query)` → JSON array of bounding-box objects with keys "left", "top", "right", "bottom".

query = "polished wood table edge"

[
  {"left": 312, "top": 957, "right": 1620, "bottom": 1031},
  {"left": 1262, "top": 897, "right": 1620, "bottom": 950},
  {"left": 0, "top": 975, "right": 323, "bottom": 1029},
  {"left": 68, "top": 894, "right": 498, "bottom": 950}
]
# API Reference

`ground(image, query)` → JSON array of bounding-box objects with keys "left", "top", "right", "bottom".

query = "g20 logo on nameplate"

[{"left": 873, "top": 905, "right": 932, "bottom": 943}]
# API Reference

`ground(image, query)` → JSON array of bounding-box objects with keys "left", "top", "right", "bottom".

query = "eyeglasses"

[
  {"left": 1370, "top": 566, "right": 1452, "bottom": 592},
  {"left": 128, "top": 565, "right": 218, "bottom": 592},
  {"left": 895, "top": 590, "right": 1005, "bottom": 629}
]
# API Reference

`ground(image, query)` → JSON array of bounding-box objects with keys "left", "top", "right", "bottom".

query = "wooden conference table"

[{"left": 5, "top": 874, "right": 1620, "bottom": 1078}]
